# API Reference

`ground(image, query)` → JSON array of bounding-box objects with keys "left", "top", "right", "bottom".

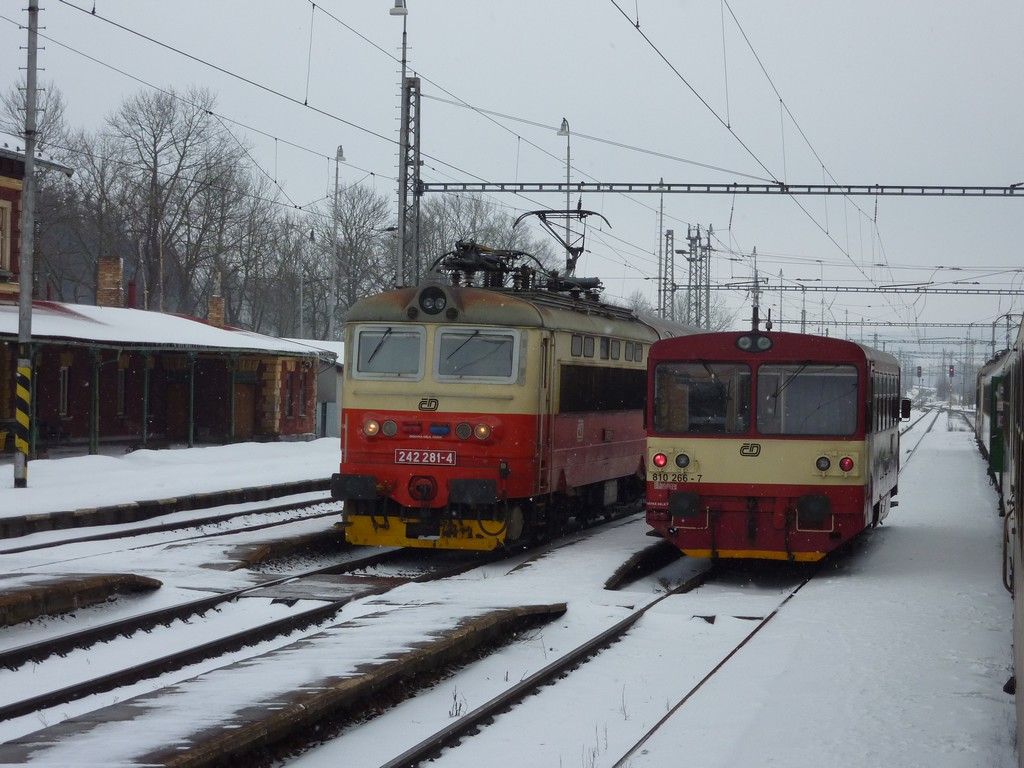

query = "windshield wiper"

[
  {"left": 700, "top": 360, "right": 730, "bottom": 398},
  {"left": 773, "top": 362, "right": 813, "bottom": 400},
  {"left": 446, "top": 330, "right": 480, "bottom": 360},
  {"left": 366, "top": 327, "right": 393, "bottom": 365}
]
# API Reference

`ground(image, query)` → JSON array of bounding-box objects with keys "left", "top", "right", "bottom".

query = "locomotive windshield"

[
  {"left": 354, "top": 326, "right": 424, "bottom": 377},
  {"left": 653, "top": 362, "right": 752, "bottom": 434},
  {"left": 436, "top": 328, "right": 517, "bottom": 381},
  {"left": 757, "top": 364, "right": 858, "bottom": 435}
]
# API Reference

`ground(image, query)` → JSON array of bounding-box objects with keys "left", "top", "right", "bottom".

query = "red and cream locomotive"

[
  {"left": 645, "top": 318, "right": 910, "bottom": 561},
  {"left": 331, "top": 241, "right": 688, "bottom": 550}
]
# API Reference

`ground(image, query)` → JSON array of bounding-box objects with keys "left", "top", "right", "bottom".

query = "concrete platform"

[{"left": 0, "top": 573, "right": 163, "bottom": 627}]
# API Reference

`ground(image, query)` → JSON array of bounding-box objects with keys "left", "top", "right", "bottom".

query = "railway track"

[
  {"left": 0, "top": 547, "right": 488, "bottom": 723},
  {"left": 0, "top": 505, "right": 645, "bottom": 734},
  {"left": 901, "top": 406, "right": 943, "bottom": 467},
  {"left": 0, "top": 493, "right": 337, "bottom": 557}
]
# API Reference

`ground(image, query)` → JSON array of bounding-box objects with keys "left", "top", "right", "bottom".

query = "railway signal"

[{"left": 949, "top": 365, "right": 955, "bottom": 377}]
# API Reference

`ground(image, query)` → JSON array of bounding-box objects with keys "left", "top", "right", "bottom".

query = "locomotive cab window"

[
  {"left": 653, "top": 362, "right": 752, "bottom": 434},
  {"left": 352, "top": 325, "right": 425, "bottom": 379},
  {"left": 757, "top": 364, "right": 858, "bottom": 436},
  {"left": 435, "top": 328, "right": 519, "bottom": 382}
]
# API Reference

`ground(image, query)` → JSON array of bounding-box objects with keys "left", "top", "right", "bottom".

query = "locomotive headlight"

[
  {"left": 653, "top": 453, "right": 668, "bottom": 468},
  {"left": 418, "top": 286, "right": 448, "bottom": 315},
  {"left": 364, "top": 419, "right": 380, "bottom": 437},
  {"left": 381, "top": 420, "right": 398, "bottom": 437},
  {"left": 455, "top": 422, "right": 473, "bottom": 440},
  {"left": 839, "top": 456, "right": 854, "bottom": 472},
  {"left": 815, "top": 456, "right": 831, "bottom": 471},
  {"left": 474, "top": 423, "right": 492, "bottom": 440},
  {"left": 675, "top": 453, "right": 691, "bottom": 468}
]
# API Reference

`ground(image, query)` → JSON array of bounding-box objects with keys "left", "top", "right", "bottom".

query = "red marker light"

[
  {"left": 653, "top": 453, "right": 668, "bottom": 468},
  {"left": 839, "top": 456, "right": 854, "bottom": 472}
]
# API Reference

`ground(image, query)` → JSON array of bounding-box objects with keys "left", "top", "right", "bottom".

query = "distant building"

[
  {"left": 287, "top": 339, "right": 343, "bottom": 438},
  {"left": 0, "top": 149, "right": 332, "bottom": 455}
]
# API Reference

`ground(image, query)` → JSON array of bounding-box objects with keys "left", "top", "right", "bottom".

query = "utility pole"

[
  {"left": 778, "top": 269, "right": 783, "bottom": 330},
  {"left": 656, "top": 180, "right": 664, "bottom": 316},
  {"left": 799, "top": 284, "right": 806, "bottom": 334},
  {"left": 14, "top": 0, "right": 39, "bottom": 488},
  {"left": 663, "top": 228, "right": 674, "bottom": 320},
  {"left": 704, "top": 225, "right": 713, "bottom": 329}
]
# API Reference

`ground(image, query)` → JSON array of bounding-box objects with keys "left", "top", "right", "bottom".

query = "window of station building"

[
  {"left": 285, "top": 372, "right": 295, "bottom": 417},
  {"left": 600, "top": 337, "right": 610, "bottom": 360},
  {"left": 299, "top": 370, "right": 308, "bottom": 416},
  {"left": 583, "top": 336, "right": 595, "bottom": 358},
  {"left": 653, "top": 362, "right": 751, "bottom": 434},
  {"left": 58, "top": 366, "right": 69, "bottom": 417},
  {"left": 758, "top": 364, "right": 858, "bottom": 436},
  {"left": 0, "top": 199, "right": 11, "bottom": 273},
  {"left": 610, "top": 339, "right": 621, "bottom": 360},
  {"left": 571, "top": 334, "right": 583, "bottom": 356},
  {"left": 116, "top": 368, "right": 126, "bottom": 417}
]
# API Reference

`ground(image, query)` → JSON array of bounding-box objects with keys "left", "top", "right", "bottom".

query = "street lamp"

[
  {"left": 556, "top": 117, "right": 570, "bottom": 272},
  {"left": 330, "top": 145, "right": 345, "bottom": 338}
]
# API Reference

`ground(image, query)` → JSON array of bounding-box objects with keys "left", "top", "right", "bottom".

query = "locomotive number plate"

[{"left": 395, "top": 449, "right": 457, "bottom": 466}]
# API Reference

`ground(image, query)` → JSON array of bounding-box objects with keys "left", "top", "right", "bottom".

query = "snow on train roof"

[{"left": 0, "top": 300, "right": 319, "bottom": 356}]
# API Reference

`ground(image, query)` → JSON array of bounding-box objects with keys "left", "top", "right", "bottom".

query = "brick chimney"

[
  {"left": 207, "top": 271, "right": 225, "bottom": 326},
  {"left": 96, "top": 257, "right": 124, "bottom": 307},
  {"left": 207, "top": 295, "right": 225, "bottom": 327}
]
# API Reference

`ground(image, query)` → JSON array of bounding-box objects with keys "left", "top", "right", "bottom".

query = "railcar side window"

[
  {"left": 571, "top": 335, "right": 583, "bottom": 356},
  {"left": 353, "top": 325, "right": 424, "bottom": 378},
  {"left": 583, "top": 336, "right": 595, "bottom": 358},
  {"left": 436, "top": 328, "right": 517, "bottom": 381},
  {"left": 757, "top": 364, "right": 858, "bottom": 436},
  {"left": 610, "top": 339, "right": 621, "bottom": 360},
  {"left": 653, "top": 362, "right": 752, "bottom": 434}
]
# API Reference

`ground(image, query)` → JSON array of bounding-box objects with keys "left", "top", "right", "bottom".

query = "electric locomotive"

[
  {"left": 645, "top": 319, "right": 910, "bottom": 562},
  {"left": 331, "top": 241, "right": 689, "bottom": 550}
]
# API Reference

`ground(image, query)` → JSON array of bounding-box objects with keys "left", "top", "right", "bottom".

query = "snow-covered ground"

[
  {"left": 0, "top": 438, "right": 341, "bottom": 517},
  {"left": 0, "top": 414, "right": 1016, "bottom": 766}
]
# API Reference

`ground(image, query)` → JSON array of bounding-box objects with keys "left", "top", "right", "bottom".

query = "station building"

[{"left": 0, "top": 147, "right": 332, "bottom": 456}]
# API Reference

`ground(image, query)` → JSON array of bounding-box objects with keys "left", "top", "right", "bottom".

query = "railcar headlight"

[
  {"left": 418, "top": 286, "right": 447, "bottom": 315},
  {"left": 675, "top": 453, "right": 690, "bottom": 468},
  {"left": 653, "top": 453, "right": 668, "bottom": 468},
  {"left": 737, "top": 335, "right": 753, "bottom": 351},
  {"left": 474, "top": 423, "right": 492, "bottom": 440},
  {"left": 815, "top": 456, "right": 831, "bottom": 472},
  {"left": 381, "top": 420, "right": 398, "bottom": 437},
  {"left": 455, "top": 422, "right": 473, "bottom": 440},
  {"left": 364, "top": 419, "right": 380, "bottom": 437},
  {"left": 756, "top": 336, "right": 772, "bottom": 351},
  {"left": 839, "top": 456, "right": 854, "bottom": 472}
]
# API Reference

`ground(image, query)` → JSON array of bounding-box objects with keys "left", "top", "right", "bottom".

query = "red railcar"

[
  {"left": 645, "top": 329, "right": 908, "bottom": 561},
  {"left": 331, "top": 243, "right": 689, "bottom": 550}
]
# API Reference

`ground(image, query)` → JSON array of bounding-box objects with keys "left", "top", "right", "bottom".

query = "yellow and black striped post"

[{"left": 14, "top": 359, "right": 31, "bottom": 488}]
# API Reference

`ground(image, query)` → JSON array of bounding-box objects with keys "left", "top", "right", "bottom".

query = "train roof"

[
  {"left": 977, "top": 348, "right": 1013, "bottom": 382},
  {"left": 649, "top": 329, "right": 900, "bottom": 368},
  {"left": 345, "top": 282, "right": 693, "bottom": 341}
]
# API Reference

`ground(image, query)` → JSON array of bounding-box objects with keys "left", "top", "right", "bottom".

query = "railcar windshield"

[
  {"left": 757, "top": 364, "right": 858, "bottom": 435},
  {"left": 653, "top": 362, "right": 752, "bottom": 434},
  {"left": 436, "top": 328, "right": 517, "bottom": 381},
  {"left": 353, "top": 325, "right": 424, "bottom": 378}
]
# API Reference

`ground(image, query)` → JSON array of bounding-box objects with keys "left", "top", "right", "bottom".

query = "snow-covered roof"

[
  {"left": 284, "top": 338, "right": 344, "bottom": 365},
  {"left": 0, "top": 300, "right": 319, "bottom": 357}
]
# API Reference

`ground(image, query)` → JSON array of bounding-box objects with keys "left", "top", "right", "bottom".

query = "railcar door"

[{"left": 536, "top": 332, "right": 555, "bottom": 494}]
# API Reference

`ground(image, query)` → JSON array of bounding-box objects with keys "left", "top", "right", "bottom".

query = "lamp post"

[
  {"left": 556, "top": 117, "right": 571, "bottom": 273},
  {"left": 330, "top": 144, "right": 345, "bottom": 340}
]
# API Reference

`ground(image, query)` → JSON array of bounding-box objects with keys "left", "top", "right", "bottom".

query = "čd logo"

[{"left": 739, "top": 443, "right": 761, "bottom": 457}]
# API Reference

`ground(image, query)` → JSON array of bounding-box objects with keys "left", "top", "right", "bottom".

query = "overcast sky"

[{"left": 2, "top": 1, "right": 1022, "bottom": 368}]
